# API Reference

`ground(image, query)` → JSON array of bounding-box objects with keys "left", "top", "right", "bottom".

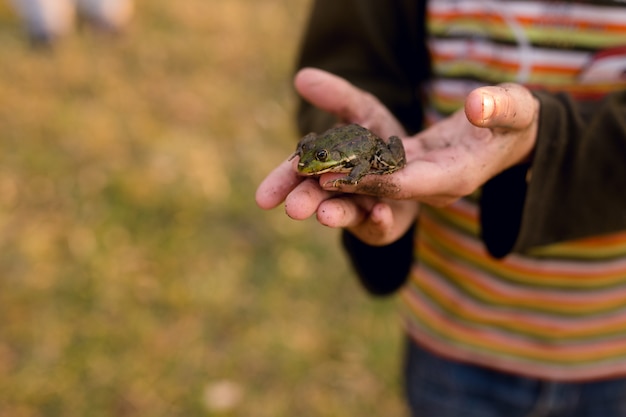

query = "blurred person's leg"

[
  {"left": 8, "top": 0, "right": 75, "bottom": 45},
  {"left": 75, "top": 0, "right": 133, "bottom": 33}
]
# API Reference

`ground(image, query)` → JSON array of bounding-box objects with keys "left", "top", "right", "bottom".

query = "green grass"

[{"left": 0, "top": 1, "right": 406, "bottom": 416}]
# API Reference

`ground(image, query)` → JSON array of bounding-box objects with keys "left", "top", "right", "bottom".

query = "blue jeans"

[{"left": 404, "top": 338, "right": 626, "bottom": 417}]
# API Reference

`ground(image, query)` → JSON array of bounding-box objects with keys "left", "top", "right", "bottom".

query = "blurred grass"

[{"left": 0, "top": 1, "right": 406, "bottom": 416}]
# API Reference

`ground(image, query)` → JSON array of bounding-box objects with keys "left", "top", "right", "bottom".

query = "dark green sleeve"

[
  {"left": 481, "top": 90, "right": 626, "bottom": 256},
  {"left": 296, "top": 0, "right": 429, "bottom": 135},
  {"left": 341, "top": 225, "right": 416, "bottom": 296}
]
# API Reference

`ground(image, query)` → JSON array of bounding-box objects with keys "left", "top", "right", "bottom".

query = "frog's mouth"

[{"left": 297, "top": 161, "right": 351, "bottom": 175}]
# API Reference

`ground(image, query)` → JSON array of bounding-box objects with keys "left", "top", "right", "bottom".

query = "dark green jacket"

[{"left": 296, "top": 0, "right": 626, "bottom": 295}]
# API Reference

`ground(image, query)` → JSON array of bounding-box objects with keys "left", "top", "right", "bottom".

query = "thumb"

[{"left": 464, "top": 83, "right": 538, "bottom": 131}]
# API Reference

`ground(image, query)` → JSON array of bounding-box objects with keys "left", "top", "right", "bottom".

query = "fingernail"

[{"left": 481, "top": 93, "right": 495, "bottom": 122}]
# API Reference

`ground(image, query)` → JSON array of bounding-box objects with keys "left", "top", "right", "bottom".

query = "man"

[{"left": 257, "top": 1, "right": 626, "bottom": 415}]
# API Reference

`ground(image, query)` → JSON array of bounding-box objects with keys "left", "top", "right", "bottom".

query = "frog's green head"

[{"left": 289, "top": 131, "right": 354, "bottom": 175}]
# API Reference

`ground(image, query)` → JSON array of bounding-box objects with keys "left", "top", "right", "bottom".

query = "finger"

[
  {"left": 320, "top": 197, "right": 419, "bottom": 246},
  {"left": 465, "top": 83, "right": 538, "bottom": 130},
  {"left": 255, "top": 159, "right": 304, "bottom": 210},
  {"left": 294, "top": 68, "right": 371, "bottom": 122},
  {"left": 345, "top": 202, "right": 396, "bottom": 244},
  {"left": 333, "top": 162, "right": 464, "bottom": 206},
  {"left": 320, "top": 170, "right": 406, "bottom": 200},
  {"left": 353, "top": 202, "right": 407, "bottom": 245},
  {"left": 316, "top": 194, "right": 383, "bottom": 228},
  {"left": 284, "top": 178, "right": 337, "bottom": 220},
  {"left": 294, "top": 68, "right": 404, "bottom": 137}
]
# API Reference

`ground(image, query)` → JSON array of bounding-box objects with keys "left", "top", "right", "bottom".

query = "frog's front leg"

[{"left": 327, "top": 159, "right": 371, "bottom": 187}]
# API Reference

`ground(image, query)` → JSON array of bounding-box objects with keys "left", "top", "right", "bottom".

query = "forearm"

[
  {"left": 519, "top": 90, "right": 626, "bottom": 248},
  {"left": 481, "top": 90, "right": 626, "bottom": 255}
]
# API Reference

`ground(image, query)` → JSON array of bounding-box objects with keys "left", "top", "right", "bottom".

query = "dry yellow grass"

[{"left": 0, "top": 1, "right": 406, "bottom": 416}]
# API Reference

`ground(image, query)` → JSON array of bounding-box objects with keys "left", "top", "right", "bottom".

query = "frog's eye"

[{"left": 315, "top": 149, "right": 329, "bottom": 161}]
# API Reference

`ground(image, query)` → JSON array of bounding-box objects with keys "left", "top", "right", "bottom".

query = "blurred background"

[{"left": 0, "top": 1, "right": 405, "bottom": 416}]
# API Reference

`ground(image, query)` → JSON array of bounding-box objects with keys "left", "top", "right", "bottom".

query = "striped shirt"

[{"left": 403, "top": 0, "right": 626, "bottom": 380}]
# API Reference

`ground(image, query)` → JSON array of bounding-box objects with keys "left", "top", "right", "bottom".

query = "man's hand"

[
  {"left": 332, "top": 83, "right": 539, "bottom": 207},
  {"left": 255, "top": 68, "right": 539, "bottom": 245},
  {"left": 256, "top": 68, "right": 418, "bottom": 246}
]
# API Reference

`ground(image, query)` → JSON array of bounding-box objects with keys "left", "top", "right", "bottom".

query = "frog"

[{"left": 289, "top": 123, "right": 406, "bottom": 186}]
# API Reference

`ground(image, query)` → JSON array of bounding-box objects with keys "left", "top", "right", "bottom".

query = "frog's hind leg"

[
  {"left": 370, "top": 136, "right": 406, "bottom": 174},
  {"left": 388, "top": 136, "right": 406, "bottom": 167}
]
